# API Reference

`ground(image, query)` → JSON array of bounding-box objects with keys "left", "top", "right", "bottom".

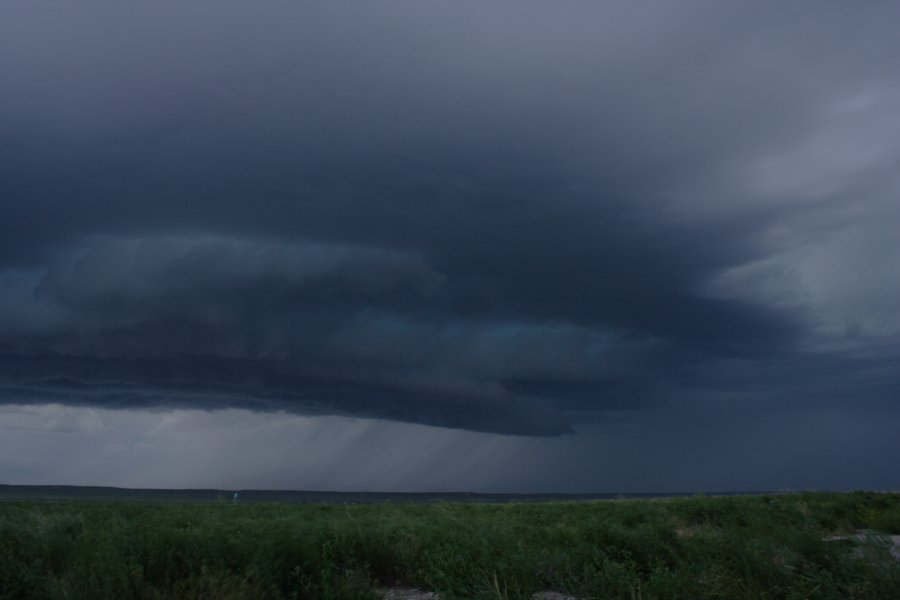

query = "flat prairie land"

[{"left": 1, "top": 492, "right": 898, "bottom": 599}]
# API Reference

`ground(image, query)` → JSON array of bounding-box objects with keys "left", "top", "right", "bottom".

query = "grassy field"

[{"left": 1, "top": 492, "right": 898, "bottom": 599}]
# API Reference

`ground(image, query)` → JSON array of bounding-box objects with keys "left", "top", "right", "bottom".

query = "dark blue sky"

[{"left": 1, "top": 1, "right": 898, "bottom": 491}]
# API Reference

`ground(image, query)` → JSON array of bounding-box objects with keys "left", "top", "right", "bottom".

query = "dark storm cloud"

[{"left": 1, "top": 1, "right": 899, "bottom": 434}]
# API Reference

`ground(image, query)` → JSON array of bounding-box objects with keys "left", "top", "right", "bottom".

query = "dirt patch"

[
  {"left": 378, "top": 589, "right": 438, "bottom": 600},
  {"left": 823, "top": 530, "right": 900, "bottom": 561},
  {"left": 378, "top": 588, "right": 578, "bottom": 600}
]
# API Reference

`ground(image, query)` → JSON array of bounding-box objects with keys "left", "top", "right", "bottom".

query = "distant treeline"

[{"left": 0, "top": 484, "right": 767, "bottom": 504}]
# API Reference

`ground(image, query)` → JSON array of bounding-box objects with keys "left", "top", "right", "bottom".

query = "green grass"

[{"left": 1, "top": 492, "right": 898, "bottom": 599}]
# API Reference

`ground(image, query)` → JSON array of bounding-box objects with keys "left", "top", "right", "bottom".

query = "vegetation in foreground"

[{"left": 1, "top": 492, "right": 898, "bottom": 599}]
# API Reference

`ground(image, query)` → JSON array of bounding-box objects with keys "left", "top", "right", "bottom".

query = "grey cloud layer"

[
  {"left": 1, "top": 1, "right": 899, "bottom": 435},
  {"left": 0, "top": 234, "right": 656, "bottom": 434}
]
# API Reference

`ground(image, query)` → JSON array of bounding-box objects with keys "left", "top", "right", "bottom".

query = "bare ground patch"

[{"left": 378, "top": 589, "right": 578, "bottom": 600}]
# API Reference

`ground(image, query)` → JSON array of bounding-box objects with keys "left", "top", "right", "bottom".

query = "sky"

[{"left": 1, "top": 1, "right": 898, "bottom": 493}]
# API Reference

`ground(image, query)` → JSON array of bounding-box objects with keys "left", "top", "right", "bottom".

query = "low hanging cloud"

[
  {"left": 0, "top": 234, "right": 659, "bottom": 435},
  {"left": 1, "top": 0, "right": 899, "bottom": 437}
]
